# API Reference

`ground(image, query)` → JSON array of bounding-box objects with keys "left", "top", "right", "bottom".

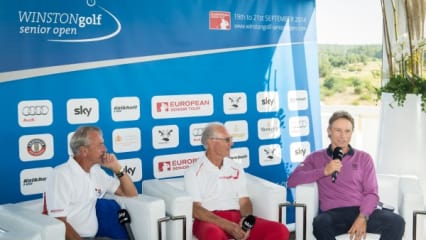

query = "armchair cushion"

[{"left": 95, "top": 198, "right": 128, "bottom": 239}]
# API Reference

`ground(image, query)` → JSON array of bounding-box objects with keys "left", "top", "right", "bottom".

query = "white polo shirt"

[
  {"left": 184, "top": 154, "right": 248, "bottom": 211},
  {"left": 46, "top": 159, "right": 120, "bottom": 237}
]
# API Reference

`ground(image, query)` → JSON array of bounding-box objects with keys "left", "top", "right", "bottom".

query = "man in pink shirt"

[{"left": 288, "top": 111, "right": 405, "bottom": 240}]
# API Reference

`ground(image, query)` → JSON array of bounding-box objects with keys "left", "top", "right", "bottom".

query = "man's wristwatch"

[
  {"left": 359, "top": 213, "right": 369, "bottom": 222},
  {"left": 115, "top": 167, "right": 125, "bottom": 178}
]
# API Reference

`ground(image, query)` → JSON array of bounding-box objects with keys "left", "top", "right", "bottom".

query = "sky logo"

[
  {"left": 67, "top": 98, "right": 99, "bottom": 124},
  {"left": 256, "top": 91, "right": 279, "bottom": 112}
]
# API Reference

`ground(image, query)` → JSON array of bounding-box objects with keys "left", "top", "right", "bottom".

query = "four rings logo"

[
  {"left": 192, "top": 127, "right": 205, "bottom": 137},
  {"left": 22, "top": 105, "right": 50, "bottom": 116},
  {"left": 18, "top": 100, "right": 53, "bottom": 127},
  {"left": 189, "top": 123, "right": 209, "bottom": 146}
]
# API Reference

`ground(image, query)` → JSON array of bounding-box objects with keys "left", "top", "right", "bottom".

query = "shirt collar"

[
  {"left": 68, "top": 158, "right": 92, "bottom": 175},
  {"left": 326, "top": 144, "right": 354, "bottom": 157}
]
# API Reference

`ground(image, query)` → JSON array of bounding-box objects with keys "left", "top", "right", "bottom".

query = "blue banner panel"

[{"left": 0, "top": 0, "right": 321, "bottom": 223}]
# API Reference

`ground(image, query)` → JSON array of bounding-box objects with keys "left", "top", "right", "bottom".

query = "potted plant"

[
  {"left": 377, "top": 0, "right": 426, "bottom": 112},
  {"left": 375, "top": 0, "right": 426, "bottom": 179}
]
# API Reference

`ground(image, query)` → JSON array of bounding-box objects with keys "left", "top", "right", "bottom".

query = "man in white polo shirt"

[
  {"left": 184, "top": 123, "right": 289, "bottom": 240},
  {"left": 46, "top": 126, "right": 138, "bottom": 239}
]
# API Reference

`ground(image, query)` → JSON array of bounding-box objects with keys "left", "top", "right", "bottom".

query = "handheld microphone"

[
  {"left": 331, "top": 147, "right": 343, "bottom": 183},
  {"left": 118, "top": 209, "right": 135, "bottom": 240},
  {"left": 241, "top": 215, "right": 256, "bottom": 232}
]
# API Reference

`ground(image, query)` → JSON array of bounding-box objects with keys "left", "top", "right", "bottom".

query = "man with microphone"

[
  {"left": 184, "top": 123, "right": 289, "bottom": 240},
  {"left": 288, "top": 111, "right": 405, "bottom": 240}
]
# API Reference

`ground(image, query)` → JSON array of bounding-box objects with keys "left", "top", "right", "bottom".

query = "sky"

[{"left": 316, "top": 0, "right": 383, "bottom": 44}]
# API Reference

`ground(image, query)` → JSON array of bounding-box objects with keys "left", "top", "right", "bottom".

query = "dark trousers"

[{"left": 313, "top": 206, "right": 405, "bottom": 240}]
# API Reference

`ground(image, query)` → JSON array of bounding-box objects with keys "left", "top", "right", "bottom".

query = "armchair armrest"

[
  {"left": 413, "top": 210, "right": 426, "bottom": 240},
  {"left": 295, "top": 182, "right": 318, "bottom": 240},
  {"left": 142, "top": 178, "right": 192, "bottom": 240},
  {"left": 245, "top": 173, "right": 286, "bottom": 222},
  {"left": 398, "top": 176, "right": 424, "bottom": 240},
  {"left": 109, "top": 194, "right": 166, "bottom": 240}
]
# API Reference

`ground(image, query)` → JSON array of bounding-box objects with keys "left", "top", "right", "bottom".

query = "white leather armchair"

[
  {"left": 294, "top": 174, "right": 424, "bottom": 240},
  {"left": 0, "top": 203, "right": 64, "bottom": 240},
  {"left": 0, "top": 194, "right": 166, "bottom": 240},
  {"left": 142, "top": 173, "right": 287, "bottom": 240}
]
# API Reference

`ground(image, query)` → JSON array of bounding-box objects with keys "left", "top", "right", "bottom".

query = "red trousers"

[{"left": 193, "top": 210, "right": 290, "bottom": 240}]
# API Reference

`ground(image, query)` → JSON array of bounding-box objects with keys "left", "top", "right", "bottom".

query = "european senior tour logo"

[{"left": 17, "top": 0, "right": 121, "bottom": 42}]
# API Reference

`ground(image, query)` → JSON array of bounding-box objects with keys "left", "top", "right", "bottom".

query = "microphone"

[
  {"left": 118, "top": 209, "right": 135, "bottom": 240},
  {"left": 241, "top": 215, "right": 256, "bottom": 232},
  {"left": 331, "top": 147, "right": 343, "bottom": 183}
]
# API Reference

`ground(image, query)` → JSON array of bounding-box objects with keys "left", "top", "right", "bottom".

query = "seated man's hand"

[
  {"left": 348, "top": 214, "right": 367, "bottom": 240},
  {"left": 101, "top": 153, "right": 121, "bottom": 172},
  {"left": 225, "top": 221, "right": 249, "bottom": 240}
]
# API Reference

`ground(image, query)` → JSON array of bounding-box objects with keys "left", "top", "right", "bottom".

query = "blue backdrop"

[{"left": 0, "top": 0, "right": 322, "bottom": 223}]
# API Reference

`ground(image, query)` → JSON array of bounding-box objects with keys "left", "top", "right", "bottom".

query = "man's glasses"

[{"left": 209, "top": 137, "right": 233, "bottom": 143}]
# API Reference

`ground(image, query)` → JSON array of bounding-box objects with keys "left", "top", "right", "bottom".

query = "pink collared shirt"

[{"left": 288, "top": 148, "right": 379, "bottom": 217}]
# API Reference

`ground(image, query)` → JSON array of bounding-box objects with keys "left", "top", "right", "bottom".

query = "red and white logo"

[
  {"left": 152, "top": 94, "right": 213, "bottom": 119},
  {"left": 19, "top": 134, "right": 54, "bottom": 161},
  {"left": 209, "top": 11, "right": 231, "bottom": 30},
  {"left": 153, "top": 151, "right": 203, "bottom": 178},
  {"left": 27, "top": 138, "right": 46, "bottom": 156}
]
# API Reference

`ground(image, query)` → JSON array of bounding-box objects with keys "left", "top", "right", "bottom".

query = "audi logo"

[
  {"left": 22, "top": 105, "right": 50, "bottom": 116},
  {"left": 191, "top": 127, "right": 205, "bottom": 136}
]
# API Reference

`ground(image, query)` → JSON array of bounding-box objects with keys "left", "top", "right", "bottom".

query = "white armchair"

[
  {"left": 294, "top": 174, "right": 424, "bottom": 240},
  {"left": 0, "top": 203, "right": 64, "bottom": 240},
  {"left": 142, "top": 173, "right": 287, "bottom": 240},
  {"left": 0, "top": 194, "right": 166, "bottom": 240}
]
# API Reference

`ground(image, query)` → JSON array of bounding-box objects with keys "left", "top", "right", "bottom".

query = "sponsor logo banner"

[
  {"left": 152, "top": 94, "right": 213, "bottom": 119},
  {"left": 19, "top": 133, "right": 54, "bottom": 161},
  {"left": 152, "top": 125, "right": 179, "bottom": 149},
  {"left": 189, "top": 122, "right": 210, "bottom": 146},
  {"left": 289, "top": 116, "right": 310, "bottom": 137},
  {"left": 288, "top": 90, "right": 308, "bottom": 111},
  {"left": 20, "top": 167, "right": 52, "bottom": 195},
  {"left": 259, "top": 144, "right": 282, "bottom": 166},
  {"left": 223, "top": 92, "right": 247, "bottom": 115},
  {"left": 153, "top": 151, "right": 203, "bottom": 179},
  {"left": 290, "top": 141, "right": 311, "bottom": 162},
  {"left": 257, "top": 118, "right": 281, "bottom": 140},
  {"left": 18, "top": 100, "right": 53, "bottom": 127},
  {"left": 118, "top": 158, "right": 142, "bottom": 182},
  {"left": 111, "top": 96, "right": 140, "bottom": 122},
  {"left": 209, "top": 11, "right": 231, "bottom": 30},
  {"left": 256, "top": 91, "right": 279, "bottom": 112},
  {"left": 225, "top": 120, "right": 248, "bottom": 142},
  {"left": 230, "top": 147, "right": 250, "bottom": 168},
  {"left": 67, "top": 98, "right": 99, "bottom": 124},
  {"left": 112, "top": 128, "right": 141, "bottom": 153}
]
